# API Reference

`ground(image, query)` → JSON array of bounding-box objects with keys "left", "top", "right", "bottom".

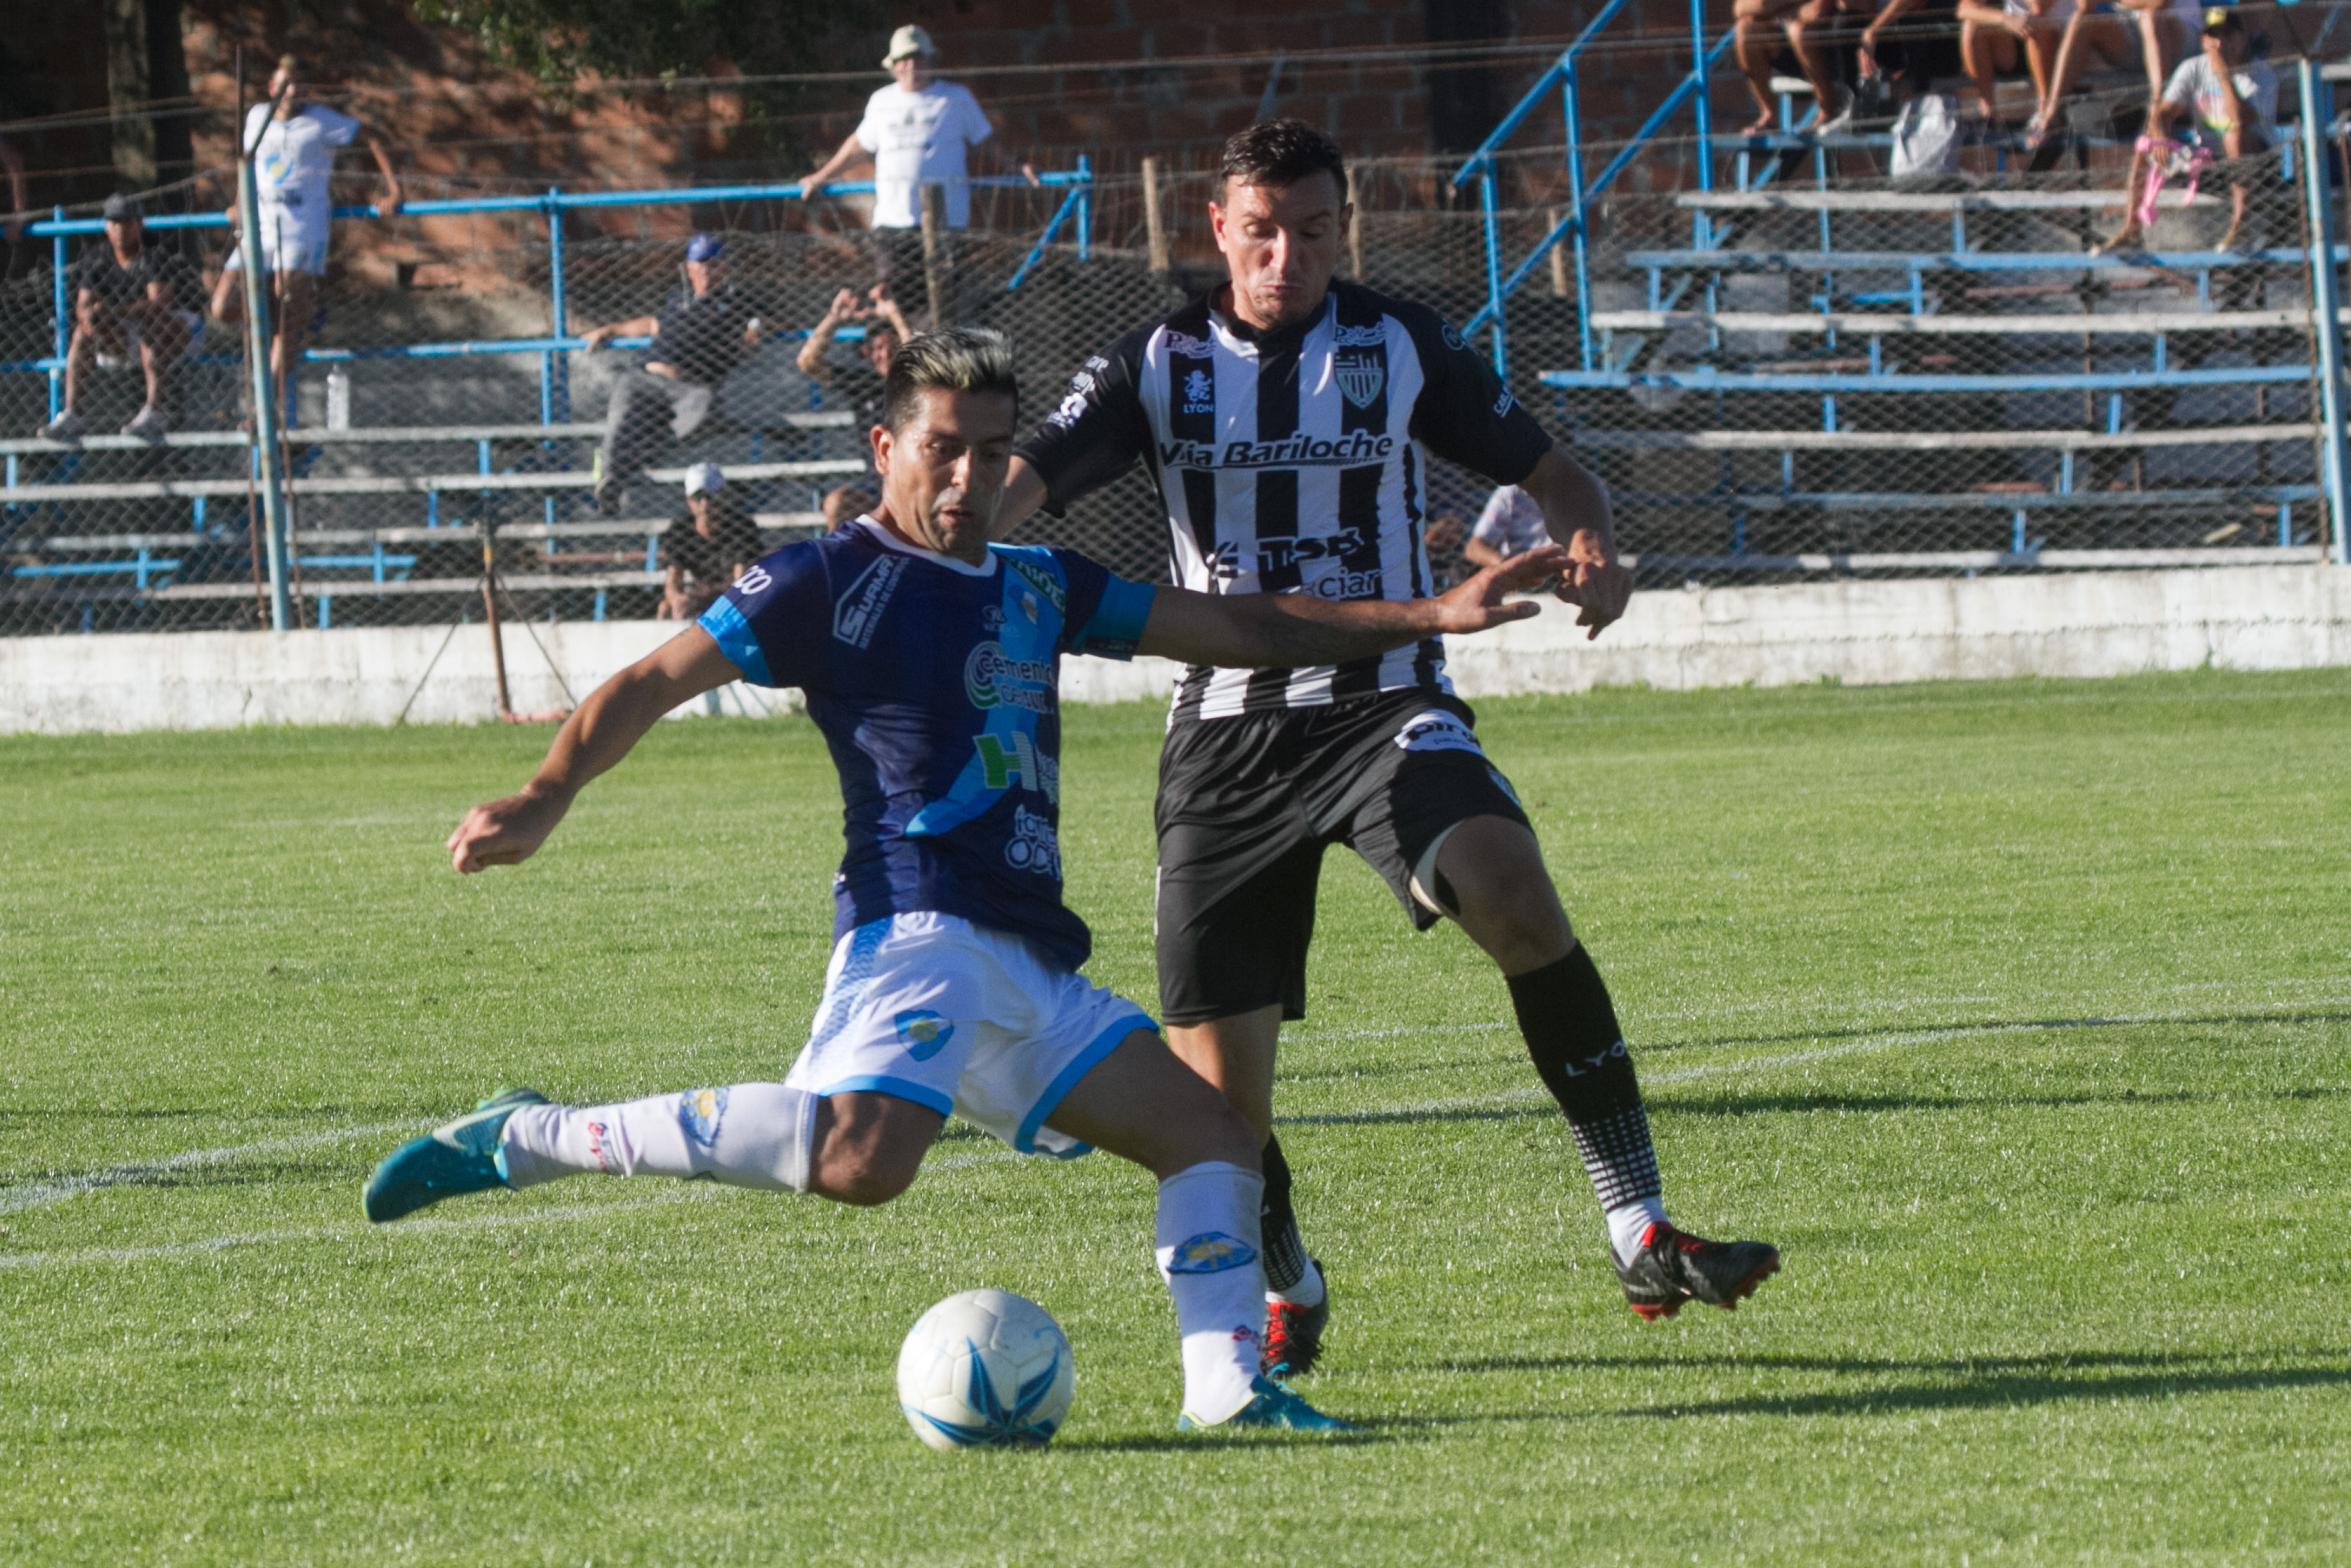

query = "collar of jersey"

[
  {"left": 848, "top": 514, "right": 997, "bottom": 577},
  {"left": 1208, "top": 289, "right": 1332, "bottom": 352}
]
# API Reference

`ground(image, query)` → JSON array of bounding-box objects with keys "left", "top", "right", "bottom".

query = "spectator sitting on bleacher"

[
  {"left": 795, "top": 282, "right": 912, "bottom": 523},
  {"left": 1958, "top": 0, "right": 2068, "bottom": 122},
  {"left": 2032, "top": 0, "right": 2204, "bottom": 148},
  {"left": 658, "top": 463, "right": 766, "bottom": 621},
  {"left": 38, "top": 195, "right": 201, "bottom": 445},
  {"left": 1737, "top": 0, "right": 1868, "bottom": 133},
  {"left": 2100, "top": 6, "right": 2274, "bottom": 253},
  {"left": 1860, "top": 0, "right": 1967, "bottom": 100},
  {"left": 580, "top": 232, "right": 771, "bottom": 517}
]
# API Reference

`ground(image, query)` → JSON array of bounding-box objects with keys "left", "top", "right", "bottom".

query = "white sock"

[
  {"left": 1154, "top": 1160, "right": 1267, "bottom": 1425},
  {"left": 1268, "top": 1255, "right": 1325, "bottom": 1308},
  {"left": 1607, "top": 1197, "right": 1671, "bottom": 1267},
  {"left": 498, "top": 1083, "right": 819, "bottom": 1194}
]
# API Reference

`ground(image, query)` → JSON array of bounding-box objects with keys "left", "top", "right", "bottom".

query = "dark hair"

[
  {"left": 882, "top": 326, "right": 1020, "bottom": 432},
  {"left": 1219, "top": 119, "right": 1347, "bottom": 199}
]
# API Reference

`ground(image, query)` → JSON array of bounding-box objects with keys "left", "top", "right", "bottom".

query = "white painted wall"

[{"left": 3, "top": 565, "right": 2344, "bottom": 736}]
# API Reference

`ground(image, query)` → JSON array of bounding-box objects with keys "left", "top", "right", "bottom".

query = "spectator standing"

[
  {"left": 796, "top": 25, "right": 1037, "bottom": 321},
  {"left": 796, "top": 283, "right": 913, "bottom": 522},
  {"left": 2102, "top": 7, "right": 2275, "bottom": 252},
  {"left": 39, "top": 195, "right": 201, "bottom": 443},
  {"left": 658, "top": 463, "right": 767, "bottom": 620},
  {"left": 578, "top": 233, "right": 771, "bottom": 516},
  {"left": 210, "top": 57, "right": 403, "bottom": 385}
]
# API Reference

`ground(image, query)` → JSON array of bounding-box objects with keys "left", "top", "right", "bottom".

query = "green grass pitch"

[{"left": 4, "top": 668, "right": 2347, "bottom": 1564}]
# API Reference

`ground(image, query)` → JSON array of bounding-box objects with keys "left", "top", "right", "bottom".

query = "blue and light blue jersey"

[{"left": 697, "top": 517, "right": 1156, "bottom": 971}]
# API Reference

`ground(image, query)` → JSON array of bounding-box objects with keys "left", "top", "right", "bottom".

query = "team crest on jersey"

[
  {"left": 1165, "top": 1232, "right": 1258, "bottom": 1274},
  {"left": 894, "top": 1009, "right": 956, "bottom": 1061},
  {"left": 1164, "top": 330, "right": 1214, "bottom": 359},
  {"left": 1394, "top": 711, "right": 1485, "bottom": 756},
  {"left": 1334, "top": 352, "right": 1386, "bottom": 410},
  {"left": 831, "top": 554, "right": 906, "bottom": 649},
  {"left": 1181, "top": 368, "right": 1214, "bottom": 415},
  {"left": 678, "top": 1086, "right": 729, "bottom": 1149}
]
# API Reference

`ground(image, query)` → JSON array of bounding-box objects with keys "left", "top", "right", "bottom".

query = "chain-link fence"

[{"left": 2, "top": 134, "right": 2338, "bottom": 640}]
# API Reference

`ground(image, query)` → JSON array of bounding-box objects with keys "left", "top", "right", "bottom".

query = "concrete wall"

[{"left": 2, "top": 565, "right": 2345, "bottom": 737}]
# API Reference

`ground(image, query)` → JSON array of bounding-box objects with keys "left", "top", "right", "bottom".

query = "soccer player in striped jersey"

[{"left": 997, "top": 122, "right": 1781, "bottom": 1373}]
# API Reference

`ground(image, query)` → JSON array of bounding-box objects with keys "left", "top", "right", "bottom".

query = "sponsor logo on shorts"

[
  {"left": 1165, "top": 1232, "right": 1259, "bottom": 1274},
  {"left": 831, "top": 554, "right": 906, "bottom": 649},
  {"left": 1394, "top": 711, "right": 1485, "bottom": 756},
  {"left": 974, "top": 730, "right": 1059, "bottom": 803},
  {"left": 895, "top": 1009, "right": 956, "bottom": 1061},
  {"left": 965, "top": 641, "right": 1055, "bottom": 713},
  {"left": 678, "top": 1086, "right": 729, "bottom": 1149},
  {"left": 1004, "top": 804, "right": 1063, "bottom": 878}
]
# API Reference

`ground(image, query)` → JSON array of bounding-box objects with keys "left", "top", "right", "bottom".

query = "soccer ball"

[{"left": 895, "top": 1289, "right": 1075, "bottom": 1450}]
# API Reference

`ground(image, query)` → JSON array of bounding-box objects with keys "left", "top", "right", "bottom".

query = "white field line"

[{"left": 0, "top": 1121, "right": 421, "bottom": 1216}]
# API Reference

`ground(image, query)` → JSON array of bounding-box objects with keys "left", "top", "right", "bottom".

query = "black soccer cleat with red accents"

[
  {"left": 1616, "top": 1223, "right": 1780, "bottom": 1320},
  {"left": 1262, "top": 1259, "right": 1331, "bottom": 1379}
]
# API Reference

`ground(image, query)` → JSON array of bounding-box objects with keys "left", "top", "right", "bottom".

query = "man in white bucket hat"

[{"left": 798, "top": 25, "right": 1038, "bottom": 325}]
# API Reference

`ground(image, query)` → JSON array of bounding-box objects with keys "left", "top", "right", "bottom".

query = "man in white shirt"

[
  {"left": 798, "top": 25, "right": 1037, "bottom": 324},
  {"left": 209, "top": 55, "right": 403, "bottom": 385}
]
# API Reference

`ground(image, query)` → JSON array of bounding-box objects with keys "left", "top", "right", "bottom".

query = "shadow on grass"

[
  {"left": 1053, "top": 1429, "right": 1391, "bottom": 1453},
  {"left": 1646, "top": 1007, "right": 2351, "bottom": 1058}
]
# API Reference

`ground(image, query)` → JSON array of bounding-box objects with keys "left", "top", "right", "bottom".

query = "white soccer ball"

[{"left": 895, "top": 1289, "right": 1075, "bottom": 1451}]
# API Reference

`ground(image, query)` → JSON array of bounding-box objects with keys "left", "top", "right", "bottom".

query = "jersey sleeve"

[
  {"left": 312, "top": 106, "right": 363, "bottom": 148},
  {"left": 957, "top": 86, "right": 993, "bottom": 144},
  {"left": 1052, "top": 549, "right": 1155, "bottom": 662},
  {"left": 1398, "top": 304, "right": 1554, "bottom": 486},
  {"left": 695, "top": 542, "right": 830, "bottom": 689},
  {"left": 1013, "top": 325, "right": 1154, "bottom": 516}
]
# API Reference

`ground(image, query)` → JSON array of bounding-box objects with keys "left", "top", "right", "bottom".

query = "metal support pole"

[
  {"left": 920, "top": 184, "right": 948, "bottom": 328},
  {"left": 2298, "top": 57, "right": 2351, "bottom": 564},
  {"left": 1143, "top": 156, "right": 1171, "bottom": 274},
  {"left": 480, "top": 523, "right": 516, "bottom": 719},
  {"left": 237, "top": 143, "right": 294, "bottom": 631},
  {"left": 1076, "top": 156, "right": 1092, "bottom": 261},
  {"left": 1689, "top": 0, "right": 1715, "bottom": 195},
  {"left": 49, "top": 208, "right": 67, "bottom": 421},
  {"left": 1478, "top": 164, "right": 1508, "bottom": 378},
  {"left": 1564, "top": 64, "right": 1595, "bottom": 370}
]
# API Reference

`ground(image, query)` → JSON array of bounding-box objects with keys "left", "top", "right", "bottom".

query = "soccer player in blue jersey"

[{"left": 363, "top": 327, "right": 1569, "bottom": 1435}]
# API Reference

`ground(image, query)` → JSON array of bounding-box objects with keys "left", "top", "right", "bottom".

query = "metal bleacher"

[{"left": 1451, "top": 11, "right": 2351, "bottom": 574}]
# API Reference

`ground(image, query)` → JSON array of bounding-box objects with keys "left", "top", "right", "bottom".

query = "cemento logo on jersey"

[
  {"left": 1005, "top": 556, "right": 1066, "bottom": 612},
  {"left": 1004, "top": 804, "right": 1063, "bottom": 877},
  {"left": 678, "top": 1086, "right": 730, "bottom": 1150},
  {"left": 1164, "top": 330, "right": 1214, "bottom": 359},
  {"left": 1181, "top": 369, "right": 1214, "bottom": 414},
  {"left": 1163, "top": 1232, "right": 1259, "bottom": 1274},
  {"left": 894, "top": 1009, "right": 956, "bottom": 1061},
  {"left": 736, "top": 563, "right": 774, "bottom": 597},
  {"left": 1394, "top": 710, "right": 1485, "bottom": 756},
  {"left": 974, "top": 730, "right": 1059, "bottom": 803},
  {"left": 1334, "top": 352, "right": 1386, "bottom": 410},
  {"left": 965, "top": 642, "right": 1055, "bottom": 713},
  {"left": 831, "top": 554, "right": 905, "bottom": 648},
  {"left": 1157, "top": 430, "right": 1395, "bottom": 472}
]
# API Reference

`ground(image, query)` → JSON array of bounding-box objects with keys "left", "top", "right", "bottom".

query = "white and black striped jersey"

[{"left": 1016, "top": 281, "right": 1552, "bottom": 722}]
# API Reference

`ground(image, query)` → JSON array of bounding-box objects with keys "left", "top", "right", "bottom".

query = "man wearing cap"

[
  {"left": 578, "top": 232, "right": 771, "bottom": 516},
  {"left": 797, "top": 283, "right": 914, "bottom": 522},
  {"left": 39, "top": 195, "right": 203, "bottom": 444},
  {"left": 797, "top": 25, "right": 1038, "bottom": 323},
  {"left": 2102, "top": 5, "right": 2276, "bottom": 252},
  {"left": 659, "top": 463, "right": 767, "bottom": 621}
]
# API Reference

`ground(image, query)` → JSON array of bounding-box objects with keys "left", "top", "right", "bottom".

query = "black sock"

[
  {"left": 1259, "top": 1131, "right": 1309, "bottom": 1293},
  {"left": 1505, "top": 946, "right": 1663, "bottom": 1212}
]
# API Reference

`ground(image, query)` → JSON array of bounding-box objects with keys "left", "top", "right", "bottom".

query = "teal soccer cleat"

[
  {"left": 362, "top": 1088, "right": 548, "bottom": 1223},
  {"left": 1177, "top": 1375, "right": 1354, "bottom": 1434}
]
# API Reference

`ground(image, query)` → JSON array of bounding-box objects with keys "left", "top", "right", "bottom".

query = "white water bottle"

[{"left": 326, "top": 366, "right": 352, "bottom": 431}]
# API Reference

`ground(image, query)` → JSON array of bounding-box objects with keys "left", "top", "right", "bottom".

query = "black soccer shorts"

[{"left": 1152, "top": 688, "right": 1533, "bottom": 1026}]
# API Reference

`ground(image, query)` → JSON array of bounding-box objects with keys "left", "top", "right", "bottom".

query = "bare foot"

[
  {"left": 1743, "top": 108, "right": 1778, "bottom": 135},
  {"left": 2094, "top": 224, "right": 2145, "bottom": 254}
]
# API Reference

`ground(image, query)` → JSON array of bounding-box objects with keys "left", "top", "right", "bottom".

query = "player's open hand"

[
  {"left": 447, "top": 789, "right": 569, "bottom": 873},
  {"left": 1430, "top": 543, "right": 1576, "bottom": 634},
  {"left": 1552, "top": 527, "right": 1631, "bottom": 640}
]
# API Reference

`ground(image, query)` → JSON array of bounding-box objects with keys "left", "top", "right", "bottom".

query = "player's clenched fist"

[{"left": 1556, "top": 527, "right": 1631, "bottom": 640}]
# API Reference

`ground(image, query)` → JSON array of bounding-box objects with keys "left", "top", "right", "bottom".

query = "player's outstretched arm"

[
  {"left": 1136, "top": 545, "right": 1574, "bottom": 669},
  {"left": 447, "top": 628, "right": 742, "bottom": 873}
]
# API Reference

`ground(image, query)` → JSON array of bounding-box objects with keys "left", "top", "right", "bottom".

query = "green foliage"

[
  {"left": 415, "top": 0, "right": 869, "bottom": 87},
  {"left": 3, "top": 670, "right": 2348, "bottom": 1563}
]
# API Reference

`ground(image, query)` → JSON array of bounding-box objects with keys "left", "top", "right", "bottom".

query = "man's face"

[
  {"left": 104, "top": 216, "right": 142, "bottom": 256},
  {"left": 685, "top": 256, "right": 724, "bottom": 296},
  {"left": 865, "top": 329, "right": 898, "bottom": 377},
  {"left": 891, "top": 55, "right": 934, "bottom": 91},
  {"left": 873, "top": 386, "right": 1018, "bottom": 562},
  {"left": 2206, "top": 27, "right": 2246, "bottom": 64},
  {"left": 687, "top": 492, "right": 714, "bottom": 533},
  {"left": 1211, "top": 172, "right": 1347, "bottom": 332},
  {"left": 268, "top": 67, "right": 300, "bottom": 112}
]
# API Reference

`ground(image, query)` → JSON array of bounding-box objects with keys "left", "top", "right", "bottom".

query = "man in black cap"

[
  {"left": 578, "top": 232, "right": 771, "bottom": 516},
  {"left": 38, "top": 194, "right": 202, "bottom": 444}
]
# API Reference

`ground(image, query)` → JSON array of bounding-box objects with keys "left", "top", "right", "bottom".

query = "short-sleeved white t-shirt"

[
  {"left": 2163, "top": 53, "right": 2277, "bottom": 137},
  {"left": 1471, "top": 485, "right": 1551, "bottom": 556},
  {"left": 242, "top": 102, "right": 362, "bottom": 251},
  {"left": 854, "top": 82, "right": 993, "bottom": 229}
]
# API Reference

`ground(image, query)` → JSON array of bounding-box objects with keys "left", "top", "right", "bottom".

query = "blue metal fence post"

[
  {"left": 1478, "top": 162, "right": 1508, "bottom": 378},
  {"left": 1563, "top": 60, "right": 1596, "bottom": 371},
  {"left": 1076, "top": 156, "right": 1092, "bottom": 261},
  {"left": 1689, "top": 0, "right": 1715, "bottom": 200},
  {"left": 544, "top": 187, "right": 569, "bottom": 528},
  {"left": 2298, "top": 57, "right": 2350, "bottom": 564},
  {"left": 49, "top": 208, "right": 67, "bottom": 422}
]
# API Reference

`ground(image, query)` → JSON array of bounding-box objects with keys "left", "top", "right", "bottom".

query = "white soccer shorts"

[{"left": 783, "top": 911, "right": 1155, "bottom": 1158}]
